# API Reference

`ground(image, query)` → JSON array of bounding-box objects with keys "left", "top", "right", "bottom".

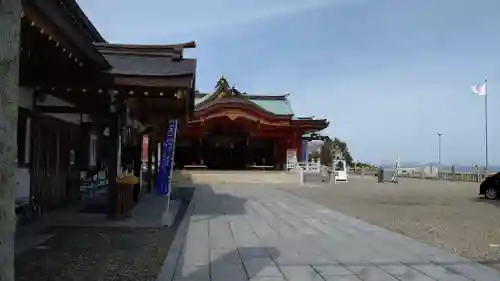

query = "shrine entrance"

[
  {"left": 173, "top": 76, "right": 329, "bottom": 170},
  {"left": 203, "top": 124, "right": 250, "bottom": 169},
  {"left": 175, "top": 122, "right": 282, "bottom": 170}
]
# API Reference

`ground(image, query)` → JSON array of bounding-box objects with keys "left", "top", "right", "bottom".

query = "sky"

[{"left": 78, "top": 0, "right": 500, "bottom": 166}]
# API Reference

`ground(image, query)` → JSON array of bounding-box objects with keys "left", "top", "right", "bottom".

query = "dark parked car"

[{"left": 479, "top": 172, "right": 500, "bottom": 200}]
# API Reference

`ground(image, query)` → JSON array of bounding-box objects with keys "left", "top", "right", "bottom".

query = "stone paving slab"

[{"left": 157, "top": 184, "right": 500, "bottom": 281}]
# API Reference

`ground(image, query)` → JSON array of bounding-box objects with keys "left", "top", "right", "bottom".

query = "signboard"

[
  {"left": 333, "top": 160, "right": 348, "bottom": 183},
  {"left": 142, "top": 136, "right": 148, "bottom": 162},
  {"left": 286, "top": 149, "right": 297, "bottom": 170},
  {"left": 156, "top": 120, "right": 178, "bottom": 196}
]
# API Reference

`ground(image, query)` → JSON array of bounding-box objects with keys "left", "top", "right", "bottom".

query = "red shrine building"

[{"left": 173, "top": 77, "right": 329, "bottom": 170}]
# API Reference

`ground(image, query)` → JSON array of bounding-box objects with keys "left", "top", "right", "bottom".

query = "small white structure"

[{"left": 332, "top": 160, "right": 348, "bottom": 183}]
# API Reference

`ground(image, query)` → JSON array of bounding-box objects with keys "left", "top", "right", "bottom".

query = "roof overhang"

[
  {"left": 23, "top": 0, "right": 110, "bottom": 69},
  {"left": 194, "top": 99, "right": 291, "bottom": 121},
  {"left": 293, "top": 119, "right": 329, "bottom": 133}
]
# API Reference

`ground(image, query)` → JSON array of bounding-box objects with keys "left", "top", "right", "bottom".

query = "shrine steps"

[{"left": 171, "top": 170, "right": 300, "bottom": 185}]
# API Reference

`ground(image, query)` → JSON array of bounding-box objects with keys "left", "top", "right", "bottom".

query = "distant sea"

[{"left": 379, "top": 163, "right": 500, "bottom": 173}]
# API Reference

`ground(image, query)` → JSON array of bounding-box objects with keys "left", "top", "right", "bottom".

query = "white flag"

[{"left": 472, "top": 83, "right": 487, "bottom": 96}]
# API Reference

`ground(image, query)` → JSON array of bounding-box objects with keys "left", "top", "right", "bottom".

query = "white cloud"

[{"left": 77, "top": 0, "right": 360, "bottom": 42}]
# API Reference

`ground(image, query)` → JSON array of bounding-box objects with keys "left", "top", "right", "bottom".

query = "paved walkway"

[{"left": 157, "top": 185, "right": 500, "bottom": 281}]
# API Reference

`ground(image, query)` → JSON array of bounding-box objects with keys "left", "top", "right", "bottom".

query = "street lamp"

[{"left": 437, "top": 133, "right": 442, "bottom": 166}]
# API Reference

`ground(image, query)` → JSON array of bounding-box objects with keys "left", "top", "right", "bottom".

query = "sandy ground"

[{"left": 287, "top": 176, "right": 500, "bottom": 269}]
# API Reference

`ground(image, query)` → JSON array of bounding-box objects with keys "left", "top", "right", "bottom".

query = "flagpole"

[{"left": 484, "top": 78, "right": 489, "bottom": 171}]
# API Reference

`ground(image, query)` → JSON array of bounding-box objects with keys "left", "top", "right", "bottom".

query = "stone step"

[
  {"left": 172, "top": 170, "right": 300, "bottom": 185},
  {"left": 303, "top": 172, "right": 331, "bottom": 183}
]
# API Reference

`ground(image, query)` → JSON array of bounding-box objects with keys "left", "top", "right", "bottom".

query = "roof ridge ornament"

[{"left": 215, "top": 76, "right": 233, "bottom": 98}]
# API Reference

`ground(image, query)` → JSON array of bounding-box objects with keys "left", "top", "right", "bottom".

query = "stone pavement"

[{"left": 157, "top": 184, "right": 500, "bottom": 281}]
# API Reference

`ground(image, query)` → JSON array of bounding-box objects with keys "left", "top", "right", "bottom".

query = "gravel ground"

[
  {"left": 15, "top": 227, "right": 175, "bottom": 281},
  {"left": 287, "top": 176, "right": 500, "bottom": 269},
  {"left": 15, "top": 187, "right": 194, "bottom": 281}
]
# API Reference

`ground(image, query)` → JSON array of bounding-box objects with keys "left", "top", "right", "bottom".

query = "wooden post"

[
  {"left": 107, "top": 112, "right": 119, "bottom": 217},
  {"left": 132, "top": 134, "right": 142, "bottom": 202},
  {"left": 107, "top": 91, "right": 122, "bottom": 218},
  {"left": 156, "top": 139, "right": 161, "bottom": 172},
  {"left": 147, "top": 133, "right": 153, "bottom": 193},
  {"left": 160, "top": 138, "right": 165, "bottom": 170}
]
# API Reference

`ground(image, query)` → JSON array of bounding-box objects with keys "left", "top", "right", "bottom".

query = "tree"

[
  {"left": 319, "top": 137, "right": 333, "bottom": 166},
  {"left": 320, "top": 137, "right": 354, "bottom": 166},
  {"left": 332, "top": 138, "right": 353, "bottom": 166},
  {"left": 0, "top": 1, "right": 22, "bottom": 280}
]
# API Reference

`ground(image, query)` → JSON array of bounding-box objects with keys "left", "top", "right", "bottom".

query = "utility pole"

[
  {"left": 437, "top": 133, "right": 442, "bottom": 166},
  {"left": 484, "top": 79, "right": 489, "bottom": 171}
]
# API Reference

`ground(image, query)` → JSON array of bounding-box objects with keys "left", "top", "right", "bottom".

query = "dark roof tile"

[{"left": 102, "top": 53, "right": 196, "bottom": 76}]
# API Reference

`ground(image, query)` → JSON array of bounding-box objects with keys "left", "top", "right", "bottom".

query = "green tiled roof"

[
  {"left": 249, "top": 98, "right": 293, "bottom": 115},
  {"left": 195, "top": 77, "right": 295, "bottom": 115}
]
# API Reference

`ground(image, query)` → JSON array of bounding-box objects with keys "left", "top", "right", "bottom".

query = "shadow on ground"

[
  {"left": 174, "top": 247, "right": 281, "bottom": 280},
  {"left": 14, "top": 186, "right": 195, "bottom": 281},
  {"left": 172, "top": 170, "right": 248, "bottom": 216},
  {"left": 14, "top": 170, "right": 254, "bottom": 281}
]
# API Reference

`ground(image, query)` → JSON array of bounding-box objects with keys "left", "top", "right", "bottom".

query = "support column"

[
  {"left": 199, "top": 138, "right": 203, "bottom": 165},
  {"left": 295, "top": 133, "right": 302, "bottom": 162},
  {"left": 273, "top": 140, "right": 279, "bottom": 168},
  {"left": 147, "top": 133, "right": 154, "bottom": 192},
  {"left": 132, "top": 134, "right": 142, "bottom": 203},
  {"left": 107, "top": 91, "right": 122, "bottom": 217},
  {"left": 276, "top": 138, "right": 285, "bottom": 170},
  {"left": 107, "top": 122, "right": 118, "bottom": 216},
  {"left": 156, "top": 140, "right": 161, "bottom": 171}
]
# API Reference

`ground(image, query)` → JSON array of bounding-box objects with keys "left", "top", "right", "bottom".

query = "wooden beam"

[
  {"left": 36, "top": 105, "right": 109, "bottom": 115},
  {"left": 114, "top": 75, "right": 193, "bottom": 88},
  {"left": 23, "top": 3, "right": 109, "bottom": 68}
]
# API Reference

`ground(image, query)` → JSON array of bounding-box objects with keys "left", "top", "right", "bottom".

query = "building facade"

[
  {"left": 173, "top": 77, "right": 328, "bottom": 170},
  {"left": 15, "top": 0, "right": 197, "bottom": 214}
]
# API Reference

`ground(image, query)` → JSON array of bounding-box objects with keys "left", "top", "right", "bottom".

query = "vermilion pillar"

[
  {"left": 288, "top": 132, "right": 301, "bottom": 161},
  {"left": 296, "top": 137, "right": 302, "bottom": 161}
]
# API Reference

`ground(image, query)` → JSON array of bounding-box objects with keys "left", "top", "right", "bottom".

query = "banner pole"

[{"left": 166, "top": 120, "right": 178, "bottom": 212}]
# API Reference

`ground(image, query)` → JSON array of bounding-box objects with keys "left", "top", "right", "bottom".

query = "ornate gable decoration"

[{"left": 214, "top": 76, "right": 246, "bottom": 99}]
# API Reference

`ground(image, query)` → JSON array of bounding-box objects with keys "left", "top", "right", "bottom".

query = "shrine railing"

[{"left": 287, "top": 160, "right": 322, "bottom": 172}]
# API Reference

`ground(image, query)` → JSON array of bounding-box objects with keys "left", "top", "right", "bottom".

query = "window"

[
  {"left": 24, "top": 117, "right": 31, "bottom": 164},
  {"left": 16, "top": 109, "right": 31, "bottom": 166}
]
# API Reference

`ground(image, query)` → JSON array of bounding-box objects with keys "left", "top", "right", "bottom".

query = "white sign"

[
  {"left": 333, "top": 160, "right": 348, "bottom": 183},
  {"left": 286, "top": 149, "right": 297, "bottom": 170}
]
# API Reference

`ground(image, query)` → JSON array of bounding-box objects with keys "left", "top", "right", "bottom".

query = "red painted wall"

[{"left": 287, "top": 133, "right": 302, "bottom": 161}]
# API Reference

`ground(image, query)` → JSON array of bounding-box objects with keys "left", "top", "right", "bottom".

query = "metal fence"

[{"left": 349, "top": 167, "right": 494, "bottom": 183}]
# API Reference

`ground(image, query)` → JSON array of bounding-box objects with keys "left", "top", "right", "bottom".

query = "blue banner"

[
  {"left": 156, "top": 120, "right": 178, "bottom": 196},
  {"left": 301, "top": 141, "right": 308, "bottom": 161}
]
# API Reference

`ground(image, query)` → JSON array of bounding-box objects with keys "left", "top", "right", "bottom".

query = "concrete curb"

[{"left": 156, "top": 190, "right": 197, "bottom": 281}]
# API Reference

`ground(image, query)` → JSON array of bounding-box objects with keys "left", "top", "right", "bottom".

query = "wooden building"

[
  {"left": 16, "top": 0, "right": 196, "bottom": 215},
  {"left": 174, "top": 77, "right": 328, "bottom": 170}
]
